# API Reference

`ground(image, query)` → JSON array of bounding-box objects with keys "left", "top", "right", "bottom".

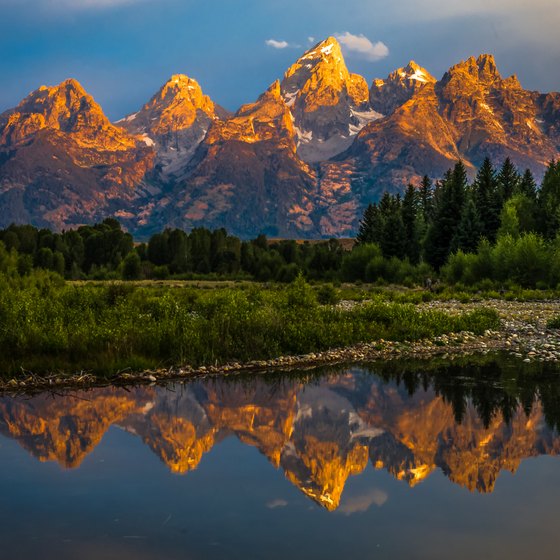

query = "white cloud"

[
  {"left": 335, "top": 32, "right": 389, "bottom": 62},
  {"left": 265, "top": 39, "right": 290, "bottom": 49}
]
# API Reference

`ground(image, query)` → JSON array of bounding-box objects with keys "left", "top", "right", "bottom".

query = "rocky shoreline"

[{"left": 1, "top": 299, "right": 559, "bottom": 395}]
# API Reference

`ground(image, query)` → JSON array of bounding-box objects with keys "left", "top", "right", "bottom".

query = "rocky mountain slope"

[
  {"left": 0, "top": 40, "right": 559, "bottom": 237},
  {"left": 281, "top": 36, "right": 381, "bottom": 162},
  {"left": 144, "top": 81, "right": 320, "bottom": 238},
  {"left": 0, "top": 79, "right": 154, "bottom": 229},
  {"left": 118, "top": 74, "right": 228, "bottom": 180},
  {"left": 348, "top": 54, "right": 560, "bottom": 198}
]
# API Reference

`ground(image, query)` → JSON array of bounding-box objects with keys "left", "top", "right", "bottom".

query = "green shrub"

[
  {"left": 0, "top": 269, "right": 503, "bottom": 376},
  {"left": 316, "top": 283, "right": 340, "bottom": 305}
]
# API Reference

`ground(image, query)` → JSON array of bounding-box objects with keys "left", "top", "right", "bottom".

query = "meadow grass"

[{"left": 0, "top": 274, "right": 500, "bottom": 375}]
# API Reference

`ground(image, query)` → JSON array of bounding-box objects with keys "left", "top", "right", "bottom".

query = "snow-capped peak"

[
  {"left": 298, "top": 37, "right": 342, "bottom": 62},
  {"left": 399, "top": 61, "right": 435, "bottom": 84}
]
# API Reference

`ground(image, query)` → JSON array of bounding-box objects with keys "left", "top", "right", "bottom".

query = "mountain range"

[{"left": 1, "top": 37, "right": 559, "bottom": 238}]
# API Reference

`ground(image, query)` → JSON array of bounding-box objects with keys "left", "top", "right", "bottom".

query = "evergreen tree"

[
  {"left": 356, "top": 196, "right": 390, "bottom": 251},
  {"left": 356, "top": 204, "right": 377, "bottom": 245},
  {"left": 538, "top": 160, "right": 560, "bottom": 239},
  {"left": 497, "top": 157, "right": 520, "bottom": 203},
  {"left": 517, "top": 168, "right": 538, "bottom": 200},
  {"left": 418, "top": 175, "right": 434, "bottom": 222},
  {"left": 379, "top": 194, "right": 406, "bottom": 259},
  {"left": 472, "top": 157, "right": 500, "bottom": 242},
  {"left": 452, "top": 193, "right": 483, "bottom": 253},
  {"left": 424, "top": 162, "right": 468, "bottom": 269},
  {"left": 402, "top": 184, "right": 420, "bottom": 263}
]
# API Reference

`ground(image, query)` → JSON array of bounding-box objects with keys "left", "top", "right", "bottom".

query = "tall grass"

[{"left": 0, "top": 274, "right": 500, "bottom": 375}]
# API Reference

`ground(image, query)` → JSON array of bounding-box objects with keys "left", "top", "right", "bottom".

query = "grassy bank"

[{"left": 0, "top": 273, "right": 500, "bottom": 376}]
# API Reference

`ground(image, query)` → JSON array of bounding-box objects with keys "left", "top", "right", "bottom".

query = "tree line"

[
  {"left": 0, "top": 218, "right": 345, "bottom": 282},
  {"left": 353, "top": 158, "right": 560, "bottom": 288},
  {"left": 1, "top": 157, "right": 559, "bottom": 288}
]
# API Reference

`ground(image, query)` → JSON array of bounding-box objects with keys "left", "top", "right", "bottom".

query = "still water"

[{"left": 1, "top": 358, "right": 560, "bottom": 559}]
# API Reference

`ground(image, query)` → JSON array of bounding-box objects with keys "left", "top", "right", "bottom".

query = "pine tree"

[
  {"left": 452, "top": 193, "right": 483, "bottom": 253},
  {"left": 402, "top": 184, "right": 420, "bottom": 263},
  {"left": 538, "top": 160, "right": 560, "bottom": 239},
  {"left": 379, "top": 194, "right": 406, "bottom": 259},
  {"left": 424, "top": 162, "right": 468, "bottom": 269},
  {"left": 356, "top": 203, "right": 377, "bottom": 245},
  {"left": 419, "top": 175, "right": 434, "bottom": 222},
  {"left": 473, "top": 157, "right": 501, "bottom": 242},
  {"left": 517, "top": 168, "right": 538, "bottom": 200},
  {"left": 497, "top": 157, "right": 520, "bottom": 203}
]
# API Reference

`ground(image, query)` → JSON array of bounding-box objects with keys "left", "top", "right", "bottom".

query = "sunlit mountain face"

[
  {"left": 1, "top": 357, "right": 559, "bottom": 511},
  {"left": 1, "top": 38, "right": 558, "bottom": 238}
]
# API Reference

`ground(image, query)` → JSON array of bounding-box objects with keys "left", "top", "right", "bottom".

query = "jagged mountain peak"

[
  {"left": 370, "top": 60, "right": 435, "bottom": 116},
  {"left": 166, "top": 73, "right": 198, "bottom": 87},
  {"left": 6, "top": 78, "right": 94, "bottom": 122},
  {"left": 152, "top": 74, "right": 213, "bottom": 107},
  {"left": 0, "top": 78, "right": 155, "bottom": 232},
  {"left": 280, "top": 37, "right": 378, "bottom": 162},
  {"left": 296, "top": 36, "right": 343, "bottom": 63},
  {"left": 260, "top": 80, "right": 283, "bottom": 103},
  {"left": 476, "top": 53, "right": 499, "bottom": 77},
  {"left": 0, "top": 78, "right": 139, "bottom": 151},
  {"left": 42, "top": 77, "right": 87, "bottom": 96},
  {"left": 282, "top": 37, "right": 349, "bottom": 102},
  {"left": 444, "top": 53, "right": 504, "bottom": 85},
  {"left": 380, "top": 60, "right": 436, "bottom": 86},
  {"left": 236, "top": 80, "right": 287, "bottom": 118},
  {"left": 117, "top": 73, "right": 220, "bottom": 175},
  {"left": 119, "top": 74, "right": 216, "bottom": 132},
  {"left": 399, "top": 61, "right": 436, "bottom": 83},
  {"left": 204, "top": 79, "right": 296, "bottom": 149}
]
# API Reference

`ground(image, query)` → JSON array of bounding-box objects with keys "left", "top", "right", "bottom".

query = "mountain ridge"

[{"left": 0, "top": 39, "right": 559, "bottom": 237}]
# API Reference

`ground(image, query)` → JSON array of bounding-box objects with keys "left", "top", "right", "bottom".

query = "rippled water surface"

[{"left": 1, "top": 358, "right": 560, "bottom": 559}]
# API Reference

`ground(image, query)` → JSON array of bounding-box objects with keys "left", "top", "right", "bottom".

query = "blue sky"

[{"left": 1, "top": 0, "right": 559, "bottom": 120}]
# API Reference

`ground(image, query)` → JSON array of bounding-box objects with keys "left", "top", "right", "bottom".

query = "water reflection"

[{"left": 1, "top": 357, "right": 560, "bottom": 511}]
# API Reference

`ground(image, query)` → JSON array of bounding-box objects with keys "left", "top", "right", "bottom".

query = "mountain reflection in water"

[{"left": 1, "top": 359, "right": 560, "bottom": 512}]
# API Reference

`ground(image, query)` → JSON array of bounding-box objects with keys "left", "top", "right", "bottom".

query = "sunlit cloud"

[
  {"left": 334, "top": 32, "right": 389, "bottom": 62},
  {"left": 265, "top": 39, "right": 290, "bottom": 49}
]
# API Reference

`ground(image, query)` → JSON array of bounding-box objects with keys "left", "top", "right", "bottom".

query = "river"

[{"left": 0, "top": 356, "right": 559, "bottom": 559}]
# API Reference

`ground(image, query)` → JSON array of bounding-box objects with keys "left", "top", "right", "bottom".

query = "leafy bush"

[{"left": 316, "top": 283, "right": 340, "bottom": 305}]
